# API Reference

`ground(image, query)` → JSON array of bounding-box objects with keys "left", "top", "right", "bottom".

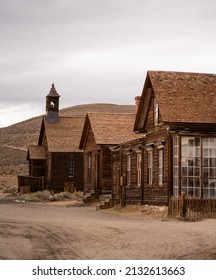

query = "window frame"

[
  {"left": 158, "top": 149, "right": 164, "bottom": 186},
  {"left": 173, "top": 136, "right": 216, "bottom": 198},
  {"left": 148, "top": 150, "right": 153, "bottom": 185},
  {"left": 68, "top": 155, "right": 75, "bottom": 178},
  {"left": 126, "top": 153, "right": 131, "bottom": 186},
  {"left": 136, "top": 152, "right": 142, "bottom": 186}
]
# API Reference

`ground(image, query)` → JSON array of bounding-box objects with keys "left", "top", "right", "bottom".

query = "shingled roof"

[
  {"left": 37, "top": 104, "right": 136, "bottom": 153},
  {"left": 27, "top": 145, "right": 46, "bottom": 160},
  {"left": 41, "top": 116, "right": 85, "bottom": 153},
  {"left": 135, "top": 71, "right": 216, "bottom": 130},
  {"left": 80, "top": 112, "right": 142, "bottom": 149}
]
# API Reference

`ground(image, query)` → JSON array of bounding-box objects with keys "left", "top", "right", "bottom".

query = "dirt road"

[{"left": 0, "top": 198, "right": 216, "bottom": 260}]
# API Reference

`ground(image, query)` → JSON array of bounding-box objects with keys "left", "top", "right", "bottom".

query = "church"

[{"left": 18, "top": 84, "right": 135, "bottom": 193}]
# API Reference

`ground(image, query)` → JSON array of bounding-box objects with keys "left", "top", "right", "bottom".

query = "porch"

[{"left": 17, "top": 175, "right": 46, "bottom": 193}]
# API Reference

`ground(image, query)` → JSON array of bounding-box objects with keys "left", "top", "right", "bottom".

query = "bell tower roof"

[
  {"left": 46, "top": 83, "right": 60, "bottom": 97},
  {"left": 46, "top": 83, "right": 60, "bottom": 123}
]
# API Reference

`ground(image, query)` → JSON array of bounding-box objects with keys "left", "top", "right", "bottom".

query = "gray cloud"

[{"left": 1, "top": 0, "right": 216, "bottom": 126}]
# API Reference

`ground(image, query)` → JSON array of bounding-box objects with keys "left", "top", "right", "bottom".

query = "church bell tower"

[{"left": 46, "top": 83, "right": 60, "bottom": 123}]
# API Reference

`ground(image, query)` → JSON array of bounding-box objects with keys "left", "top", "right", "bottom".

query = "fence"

[
  {"left": 17, "top": 176, "right": 46, "bottom": 193},
  {"left": 169, "top": 193, "right": 216, "bottom": 219}
]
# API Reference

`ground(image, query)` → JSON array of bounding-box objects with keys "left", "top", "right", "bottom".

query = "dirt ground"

[{"left": 0, "top": 195, "right": 216, "bottom": 260}]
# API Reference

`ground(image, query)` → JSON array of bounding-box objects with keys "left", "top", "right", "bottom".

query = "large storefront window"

[{"left": 173, "top": 136, "right": 216, "bottom": 198}]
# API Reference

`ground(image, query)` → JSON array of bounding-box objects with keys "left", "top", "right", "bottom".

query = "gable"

[
  {"left": 134, "top": 74, "right": 154, "bottom": 132},
  {"left": 80, "top": 112, "right": 143, "bottom": 149},
  {"left": 39, "top": 116, "right": 85, "bottom": 152},
  {"left": 134, "top": 70, "right": 216, "bottom": 132},
  {"left": 79, "top": 116, "right": 97, "bottom": 151}
]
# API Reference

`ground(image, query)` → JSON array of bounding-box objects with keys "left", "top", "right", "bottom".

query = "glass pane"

[
  {"left": 182, "top": 178, "right": 188, "bottom": 188},
  {"left": 174, "top": 157, "right": 178, "bottom": 167},
  {"left": 195, "top": 168, "right": 200, "bottom": 176},
  {"left": 182, "top": 167, "right": 187, "bottom": 176},
  {"left": 203, "top": 158, "right": 209, "bottom": 167},
  {"left": 203, "top": 148, "right": 209, "bottom": 157}
]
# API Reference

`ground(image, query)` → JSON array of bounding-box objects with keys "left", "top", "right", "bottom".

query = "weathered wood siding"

[
  {"left": 83, "top": 126, "right": 98, "bottom": 193},
  {"left": 83, "top": 151, "right": 96, "bottom": 192},
  {"left": 145, "top": 98, "right": 154, "bottom": 130},
  {"left": 29, "top": 159, "right": 46, "bottom": 177},
  {"left": 111, "top": 150, "right": 121, "bottom": 198},
  {"left": 111, "top": 139, "right": 143, "bottom": 204},
  {"left": 48, "top": 152, "right": 84, "bottom": 193},
  {"left": 143, "top": 129, "right": 169, "bottom": 205},
  {"left": 101, "top": 146, "right": 112, "bottom": 193},
  {"left": 83, "top": 146, "right": 113, "bottom": 194}
]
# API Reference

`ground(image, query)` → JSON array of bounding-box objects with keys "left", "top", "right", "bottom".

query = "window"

[
  {"left": 158, "top": 149, "right": 164, "bottom": 185},
  {"left": 126, "top": 154, "right": 131, "bottom": 186},
  {"left": 173, "top": 136, "right": 179, "bottom": 197},
  {"left": 203, "top": 138, "right": 216, "bottom": 198},
  {"left": 181, "top": 137, "right": 201, "bottom": 197},
  {"left": 137, "top": 153, "right": 142, "bottom": 186},
  {"left": 68, "top": 156, "right": 74, "bottom": 177},
  {"left": 173, "top": 136, "right": 216, "bottom": 198},
  {"left": 154, "top": 98, "right": 159, "bottom": 126},
  {"left": 88, "top": 153, "right": 92, "bottom": 180},
  {"left": 50, "top": 101, "right": 55, "bottom": 109},
  {"left": 148, "top": 150, "right": 153, "bottom": 184}
]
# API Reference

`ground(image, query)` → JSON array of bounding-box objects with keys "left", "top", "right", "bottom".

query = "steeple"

[{"left": 46, "top": 83, "right": 60, "bottom": 123}]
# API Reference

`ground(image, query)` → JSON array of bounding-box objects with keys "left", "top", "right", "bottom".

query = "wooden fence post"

[{"left": 181, "top": 192, "right": 186, "bottom": 218}]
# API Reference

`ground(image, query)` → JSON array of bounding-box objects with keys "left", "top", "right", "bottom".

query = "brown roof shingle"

[
  {"left": 39, "top": 104, "right": 136, "bottom": 153},
  {"left": 44, "top": 116, "right": 85, "bottom": 152},
  {"left": 80, "top": 112, "right": 143, "bottom": 148},
  {"left": 148, "top": 71, "right": 216, "bottom": 123},
  {"left": 27, "top": 145, "right": 46, "bottom": 160}
]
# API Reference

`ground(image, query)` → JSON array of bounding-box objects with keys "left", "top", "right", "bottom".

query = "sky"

[{"left": 1, "top": 0, "right": 216, "bottom": 127}]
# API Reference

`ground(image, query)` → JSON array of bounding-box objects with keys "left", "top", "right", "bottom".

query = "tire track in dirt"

[{"left": 1, "top": 200, "right": 216, "bottom": 260}]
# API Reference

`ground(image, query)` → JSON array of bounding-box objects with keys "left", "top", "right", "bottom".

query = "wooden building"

[
  {"left": 27, "top": 145, "right": 46, "bottom": 178},
  {"left": 19, "top": 84, "right": 136, "bottom": 193},
  {"left": 23, "top": 84, "right": 85, "bottom": 193},
  {"left": 111, "top": 137, "right": 143, "bottom": 205},
  {"left": 79, "top": 112, "right": 140, "bottom": 195},
  {"left": 133, "top": 71, "right": 216, "bottom": 205}
]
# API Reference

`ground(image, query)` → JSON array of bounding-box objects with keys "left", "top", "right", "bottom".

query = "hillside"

[{"left": 0, "top": 103, "right": 136, "bottom": 178}]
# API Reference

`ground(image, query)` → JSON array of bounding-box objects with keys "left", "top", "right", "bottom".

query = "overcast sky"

[{"left": 0, "top": 0, "right": 216, "bottom": 127}]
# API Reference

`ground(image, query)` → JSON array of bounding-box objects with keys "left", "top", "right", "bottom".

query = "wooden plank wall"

[
  {"left": 143, "top": 132, "right": 169, "bottom": 205},
  {"left": 29, "top": 159, "right": 46, "bottom": 177},
  {"left": 111, "top": 150, "right": 120, "bottom": 198},
  {"left": 101, "top": 146, "right": 112, "bottom": 193},
  {"left": 50, "top": 152, "right": 84, "bottom": 193}
]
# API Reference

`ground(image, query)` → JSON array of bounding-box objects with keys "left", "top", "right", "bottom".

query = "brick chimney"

[{"left": 135, "top": 96, "right": 141, "bottom": 112}]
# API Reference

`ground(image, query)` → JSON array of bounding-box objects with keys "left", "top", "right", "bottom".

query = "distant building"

[
  {"left": 79, "top": 112, "right": 141, "bottom": 196},
  {"left": 18, "top": 84, "right": 135, "bottom": 194}
]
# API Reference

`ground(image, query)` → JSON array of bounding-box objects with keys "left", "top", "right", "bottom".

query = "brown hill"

[{"left": 0, "top": 103, "right": 136, "bottom": 177}]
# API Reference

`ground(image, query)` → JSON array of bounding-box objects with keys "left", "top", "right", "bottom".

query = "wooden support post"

[{"left": 120, "top": 184, "right": 126, "bottom": 208}]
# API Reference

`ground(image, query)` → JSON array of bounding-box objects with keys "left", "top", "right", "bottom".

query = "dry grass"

[
  {"left": 107, "top": 204, "right": 168, "bottom": 219},
  {"left": 16, "top": 190, "right": 84, "bottom": 203}
]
